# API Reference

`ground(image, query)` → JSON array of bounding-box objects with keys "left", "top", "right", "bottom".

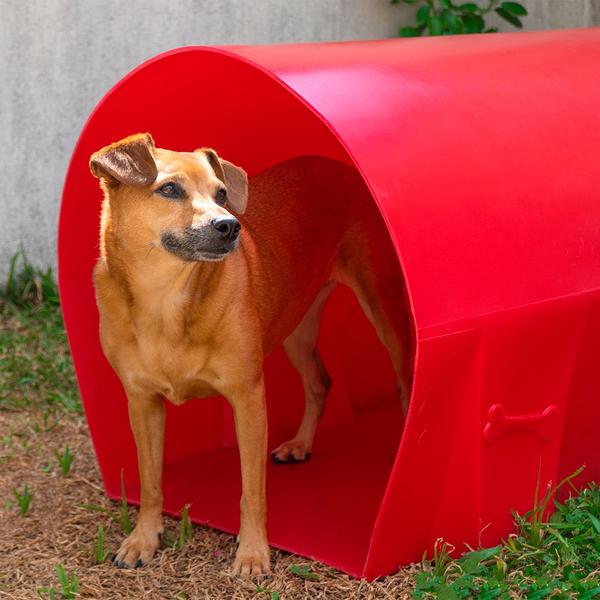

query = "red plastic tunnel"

[{"left": 59, "top": 29, "right": 600, "bottom": 579}]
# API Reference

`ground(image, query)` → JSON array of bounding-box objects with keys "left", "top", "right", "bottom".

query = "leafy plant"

[
  {"left": 92, "top": 525, "right": 110, "bottom": 564},
  {"left": 174, "top": 504, "right": 193, "bottom": 550},
  {"left": 1, "top": 250, "right": 59, "bottom": 309},
  {"left": 431, "top": 538, "right": 454, "bottom": 578},
  {"left": 255, "top": 587, "right": 280, "bottom": 599},
  {"left": 119, "top": 470, "right": 133, "bottom": 535},
  {"left": 37, "top": 564, "right": 79, "bottom": 599},
  {"left": 163, "top": 504, "right": 194, "bottom": 550},
  {"left": 414, "top": 471, "right": 600, "bottom": 598},
  {"left": 33, "top": 411, "right": 59, "bottom": 433},
  {"left": 56, "top": 564, "right": 78, "bottom": 599},
  {"left": 517, "top": 464, "right": 584, "bottom": 548},
  {"left": 36, "top": 587, "right": 57, "bottom": 600},
  {"left": 391, "top": 0, "right": 528, "bottom": 37},
  {"left": 13, "top": 484, "right": 32, "bottom": 515},
  {"left": 54, "top": 445, "right": 74, "bottom": 476},
  {"left": 289, "top": 564, "right": 320, "bottom": 581}
]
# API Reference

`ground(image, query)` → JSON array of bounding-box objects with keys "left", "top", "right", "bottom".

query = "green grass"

[
  {"left": 119, "top": 470, "right": 133, "bottom": 535},
  {"left": 92, "top": 525, "right": 110, "bottom": 564},
  {"left": 289, "top": 564, "right": 320, "bottom": 581},
  {"left": 174, "top": 504, "right": 193, "bottom": 550},
  {"left": 13, "top": 484, "right": 32, "bottom": 515},
  {"left": 0, "top": 251, "right": 81, "bottom": 414},
  {"left": 54, "top": 444, "right": 75, "bottom": 476},
  {"left": 1, "top": 250, "right": 59, "bottom": 308},
  {"left": 163, "top": 504, "right": 194, "bottom": 550},
  {"left": 37, "top": 564, "right": 79, "bottom": 599},
  {"left": 415, "top": 479, "right": 600, "bottom": 599}
]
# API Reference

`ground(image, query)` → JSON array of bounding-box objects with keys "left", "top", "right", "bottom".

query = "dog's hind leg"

[
  {"left": 345, "top": 268, "right": 413, "bottom": 415},
  {"left": 271, "top": 281, "right": 336, "bottom": 464}
]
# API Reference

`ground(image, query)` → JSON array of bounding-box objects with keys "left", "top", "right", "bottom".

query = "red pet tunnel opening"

[{"left": 60, "top": 30, "right": 600, "bottom": 579}]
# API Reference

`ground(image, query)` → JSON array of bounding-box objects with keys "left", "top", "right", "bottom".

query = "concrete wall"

[{"left": 1, "top": 0, "right": 599, "bottom": 277}]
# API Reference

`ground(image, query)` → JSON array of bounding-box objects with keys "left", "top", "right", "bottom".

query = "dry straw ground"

[{"left": 0, "top": 409, "right": 415, "bottom": 600}]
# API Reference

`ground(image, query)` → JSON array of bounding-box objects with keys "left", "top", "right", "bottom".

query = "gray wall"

[{"left": 1, "top": 0, "right": 599, "bottom": 278}]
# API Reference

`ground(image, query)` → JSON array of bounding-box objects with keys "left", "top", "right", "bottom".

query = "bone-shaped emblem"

[{"left": 483, "top": 403, "right": 559, "bottom": 442}]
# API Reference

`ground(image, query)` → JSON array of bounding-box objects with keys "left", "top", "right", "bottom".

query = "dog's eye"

[
  {"left": 155, "top": 182, "right": 185, "bottom": 200},
  {"left": 215, "top": 188, "right": 227, "bottom": 206}
]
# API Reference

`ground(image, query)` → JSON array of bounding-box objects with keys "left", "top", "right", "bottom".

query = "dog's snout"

[{"left": 211, "top": 217, "right": 241, "bottom": 241}]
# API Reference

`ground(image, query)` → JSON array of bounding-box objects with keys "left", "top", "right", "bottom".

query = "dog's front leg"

[
  {"left": 114, "top": 391, "right": 165, "bottom": 568},
  {"left": 230, "top": 380, "right": 270, "bottom": 576}
]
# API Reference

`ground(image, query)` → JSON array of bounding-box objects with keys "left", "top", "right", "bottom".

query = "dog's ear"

[
  {"left": 199, "top": 148, "right": 248, "bottom": 214},
  {"left": 90, "top": 133, "right": 158, "bottom": 187}
]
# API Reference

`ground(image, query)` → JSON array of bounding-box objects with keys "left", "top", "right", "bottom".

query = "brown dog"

[{"left": 90, "top": 133, "right": 412, "bottom": 576}]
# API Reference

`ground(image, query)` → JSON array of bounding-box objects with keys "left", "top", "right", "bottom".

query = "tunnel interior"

[
  {"left": 59, "top": 48, "right": 417, "bottom": 575},
  {"left": 158, "top": 154, "right": 414, "bottom": 574}
]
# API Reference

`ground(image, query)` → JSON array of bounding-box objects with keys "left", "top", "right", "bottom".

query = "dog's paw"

[
  {"left": 231, "top": 540, "right": 271, "bottom": 577},
  {"left": 113, "top": 521, "right": 163, "bottom": 569},
  {"left": 271, "top": 439, "right": 312, "bottom": 463}
]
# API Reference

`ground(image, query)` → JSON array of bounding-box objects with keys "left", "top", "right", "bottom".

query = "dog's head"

[{"left": 90, "top": 133, "right": 248, "bottom": 262}]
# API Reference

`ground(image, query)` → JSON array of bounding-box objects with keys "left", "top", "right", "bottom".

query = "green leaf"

[
  {"left": 120, "top": 470, "right": 133, "bottom": 534},
  {"left": 55, "top": 565, "right": 67, "bottom": 588},
  {"left": 437, "top": 584, "right": 460, "bottom": 600},
  {"left": 428, "top": 15, "right": 444, "bottom": 36},
  {"left": 501, "top": 1, "right": 528, "bottom": 16},
  {"left": 459, "top": 2, "right": 479, "bottom": 12},
  {"left": 462, "top": 545, "right": 503, "bottom": 574},
  {"left": 399, "top": 26, "right": 423, "bottom": 37},
  {"left": 415, "top": 570, "right": 440, "bottom": 591},
  {"left": 440, "top": 0, "right": 454, "bottom": 8},
  {"left": 289, "top": 564, "right": 320, "bottom": 581},
  {"left": 464, "top": 13, "right": 485, "bottom": 33},
  {"left": 495, "top": 7, "right": 523, "bottom": 27},
  {"left": 442, "top": 9, "right": 463, "bottom": 34},
  {"left": 589, "top": 513, "right": 600, "bottom": 534},
  {"left": 416, "top": 4, "right": 431, "bottom": 26}
]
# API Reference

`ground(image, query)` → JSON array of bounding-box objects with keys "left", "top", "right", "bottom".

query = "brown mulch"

[{"left": 0, "top": 410, "right": 417, "bottom": 599}]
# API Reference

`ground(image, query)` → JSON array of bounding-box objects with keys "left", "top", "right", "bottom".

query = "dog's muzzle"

[{"left": 161, "top": 218, "right": 241, "bottom": 262}]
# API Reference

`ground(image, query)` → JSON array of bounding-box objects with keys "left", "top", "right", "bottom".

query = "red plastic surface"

[{"left": 59, "top": 29, "right": 600, "bottom": 579}]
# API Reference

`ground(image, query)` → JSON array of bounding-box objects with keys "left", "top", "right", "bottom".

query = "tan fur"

[{"left": 91, "top": 133, "right": 412, "bottom": 576}]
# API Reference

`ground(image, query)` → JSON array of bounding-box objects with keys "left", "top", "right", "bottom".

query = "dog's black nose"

[{"left": 211, "top": 217, "right": 241, "bottom": 241}]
